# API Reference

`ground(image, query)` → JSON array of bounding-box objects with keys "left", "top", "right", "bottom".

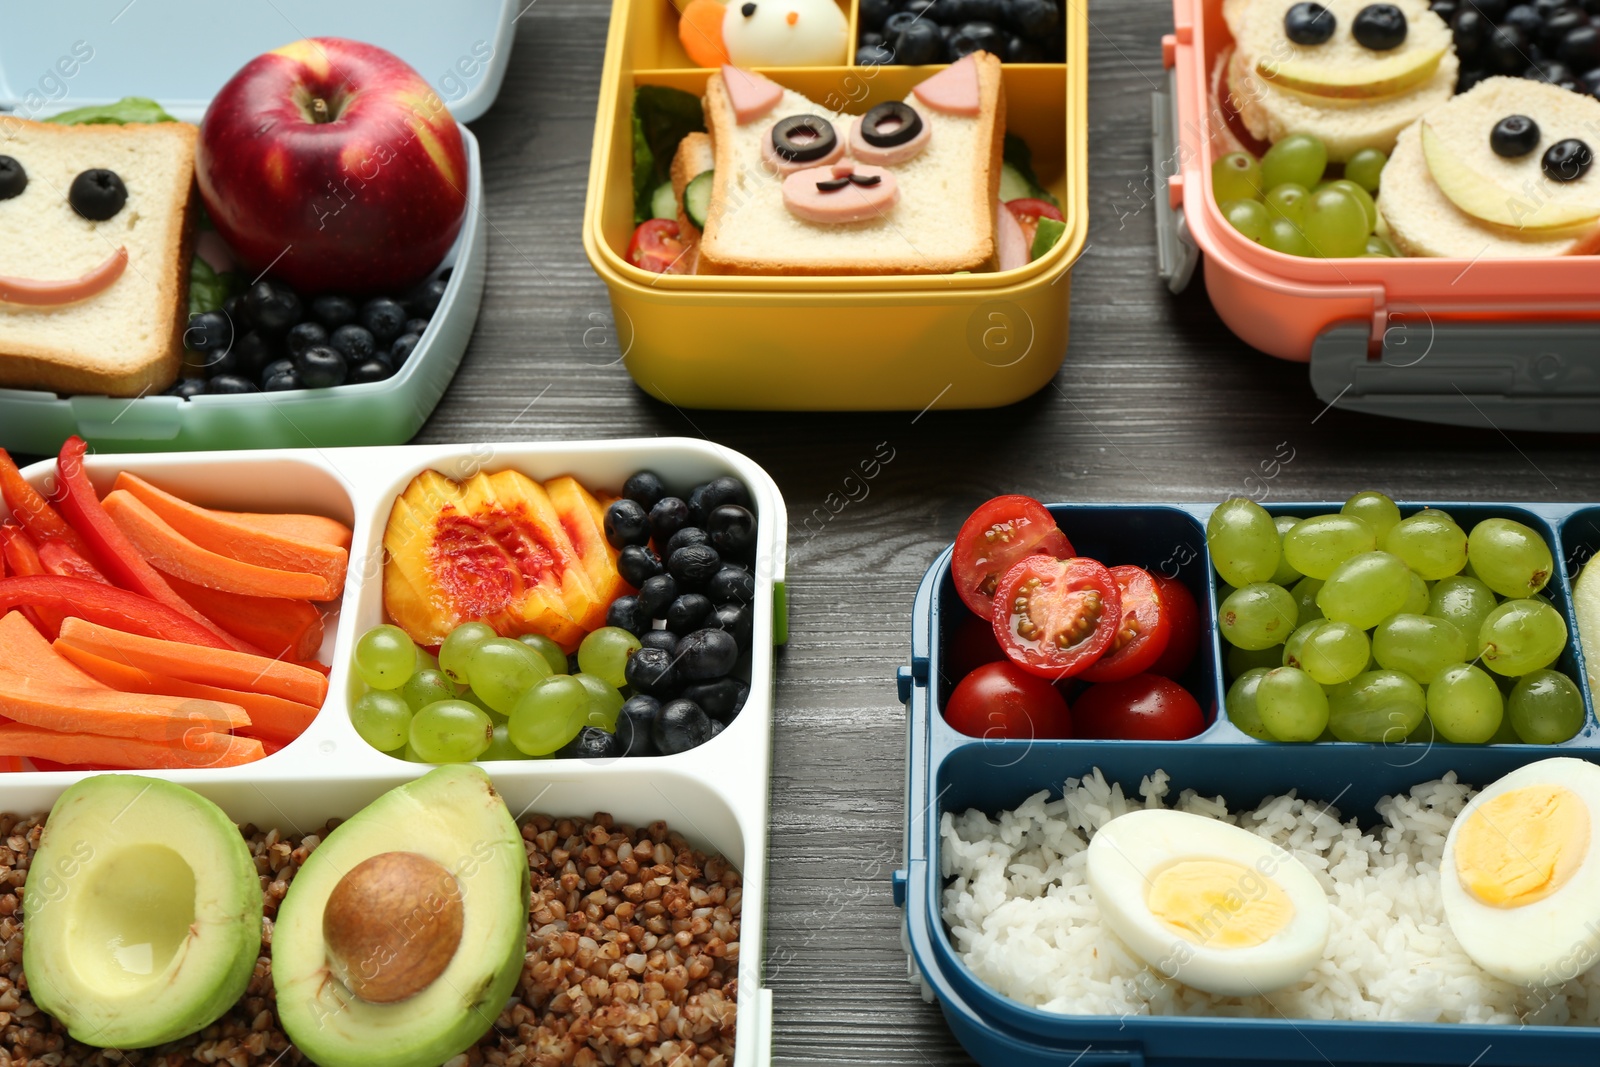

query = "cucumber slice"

[
  {"left": 999, "top": 162, "right": 1036, "bottom": 204},
  {"left": 650, "top": 181, "right": 676, "bottom": 221},
  {"left": 1031, "top": 215, "right": 1067, "bottom": 261},
  {"left": 684, "top": 170, "right": 714, "bottom": 230}
]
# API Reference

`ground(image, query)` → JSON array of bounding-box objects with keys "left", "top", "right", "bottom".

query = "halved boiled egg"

[
  {"left": 1441, "top": 757, "right": 1600, "bottom": 987},
  {"left": 1086, "top": 809, "right": 1331, "bottom": 996}
]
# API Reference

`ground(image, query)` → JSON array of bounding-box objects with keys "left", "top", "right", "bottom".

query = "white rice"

[{"left": 940, "top": 769, "right": 1600, "bottom": 1025}]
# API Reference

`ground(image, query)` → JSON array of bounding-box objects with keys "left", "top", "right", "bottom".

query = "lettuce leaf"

[
  {"left": 47, "top": 97, "right": 177, "bottom": 126},
  {"left": 633, "top": 85, "right": 705, "bottom": 224},
  {"left": 1004, "top": 133, "right": 1060, "bottom": 210}
]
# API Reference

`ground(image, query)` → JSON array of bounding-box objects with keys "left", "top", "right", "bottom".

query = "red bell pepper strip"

[
  {"left": 0, "top": 524, "right": 62, "bottom": 637},
  {"left": 0, "top": 448, "right": 96, "bottom": 562},
  {"left": 37, "top": 541, "right": 109, "bottom": 585},
  {"left": 0, "top": 575, "right": 230, "bottom": 647}
]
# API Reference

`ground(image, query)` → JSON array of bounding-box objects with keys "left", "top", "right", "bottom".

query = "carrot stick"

[
  {"left": 103, "top": 491, "right": 333, "bottom": 601},
  {"left": 55, "top": 618, "right": 329, "bottom": 707},
  {"left": 0, "top": 611, "right": 107, "bottom": 689},
  {"left": 213, "top": 510, "right": 353, "bottom": 551},
  {"left": 0, "top": 724, "right": 263, "bottom": 769},
  {"left": 0, "top": 669, "right": 250, "bottom": 739},
  {"left": 163, "top": 575, "right": 326, "bottom": 660},
  {"left": 0, "top": 448, "right": 94, "bottom": 560}
]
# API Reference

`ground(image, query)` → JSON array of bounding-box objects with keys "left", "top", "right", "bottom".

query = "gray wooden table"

[{"left": 440, "top": 2, "right": 1600, "bottom": 1062}]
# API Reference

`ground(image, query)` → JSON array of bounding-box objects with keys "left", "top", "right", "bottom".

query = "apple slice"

[
  {"left": 1257, "top": 43, "right": 1447, "bottom": 100},
  {"left": 1421, "top": 121, "right": 1600, "bottom": 233},
  {"left": 1576, "top": 557, "right": 1600, "bottom": 694}
]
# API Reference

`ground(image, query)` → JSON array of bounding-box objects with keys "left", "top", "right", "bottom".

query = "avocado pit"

[{"left": 323, "top": 851, "right": 464, "bottom": 1004}]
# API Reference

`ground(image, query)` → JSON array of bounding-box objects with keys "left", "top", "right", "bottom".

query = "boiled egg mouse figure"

[{"left": 678, "top": 0, "right": 848, "bottom": 67}]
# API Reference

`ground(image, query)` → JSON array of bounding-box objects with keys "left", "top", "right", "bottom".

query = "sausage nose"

[{"left": 786, "top": 10, "right": 799, "bottom": 23}]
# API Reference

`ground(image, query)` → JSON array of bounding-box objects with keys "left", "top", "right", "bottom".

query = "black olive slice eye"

[
  {"left": 1352, "top": 3, "right": 1407, "bottom": 50},
  {"left": 0, "top": 156, "right": 26, "bottom": 201},
  {"left": 860, "top": 101, "right": 924, "bottom": 148},
  {"left": 1490, "top": 115, "right": 1540, "bottom": 158},
  {"left": 770, "top": 114, "right": 839, "bottom": 163},
  {"left": 1284, "top": 2, "right": 1336, "bottom": 45},
  {"left": 1543, "top": 138, "right": 1593, "bottom": 182},
  {"left": 69, "top": 168, "right": 127, "bottom": 221}
]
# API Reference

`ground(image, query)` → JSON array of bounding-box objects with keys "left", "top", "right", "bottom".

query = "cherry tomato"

[
  {"left": 942, "top": 611, "right": 1005, "bottom": 686},
  {"left": 952, "top": 494, "right": 1075, "bottom": 618},
  {"left": 943, "top": 661, "right": 1072, "bottom": 740},
  {"left": 1005, "top": 198, "right": 1065, "bottom": 251},
  {"left": 1149, "top": 575, "right": 1202, "bottom": 679},
  {"left": 1071, "top": 674, "right": 1205, "bottom": 740},
  {"left": 992, "top": 556, "right": 1121, "bottom": 680},
  {"left": 1079, "top": 565, "right": 1172, "bottom": 683},
  {"left": 627, "top": 218, "right": 688, "bottom": 273}
]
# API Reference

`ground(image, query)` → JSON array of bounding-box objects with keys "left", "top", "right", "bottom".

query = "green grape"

[
  {"left": 1226, "top": 668, "right": 1274, "bottom": 740},
  {"left": 467, "top": 638, "right": 554, "bottom": 714},
  {"left": 1213, "top": 152, "right": 1265, "bottom": 203},
  {"left": 353, "top": 624, "right": 418, "bottom": 690},
  {"left": 1327, "top": 669, "right": 1426, "bottom": 742},
  {"left": 1363, "top": 234, "right": 1398, "bottom": 257},
  {"left": 1218, "top": 582, "right": 1299, "bottom": 650},
  {"left": 1270, "top": 515, "right": 1304, "bottom": 586},
  {"left": 1323, "top": 179, "right": 1376, "bottom": 232},
  {"left": 461, "top": 687, "right": 504, "bottom": 723},
  {"left": 1301, "top": 186, "right": 1369, "bottom": 257},
  {"left": 575, "top": 672, "right": 625, "bottom": 731},
  {"left": 1468, "top": 518, "right": 1555, "bottom": 598},
  {"left": 409, "top": 699, "right": 493, "bottom": 763},
  {"left": 1283, "top": 514, "right": 1377, "bottom": 580},
  {"left": 1371, "top": 613, "right": 1465, "bottom": 684},
  {"left": 1263, "top": 133, "right": 1328, "bottom": 190},
  {"left": 1284, "top": 619, "right": 1369, "bottom": 685},
  {"left": 1341, "top": 491, "right": 1401, "bottom": 543},
  {"left": 1401, "top": 572, "right": 1431, "bottom": 616},
  {"left": 508, "top": 675, "right": 588, "bottom": 756},
  {"left": 1384, "top": 512, "right": 1469, "bottom": 580},
  {"left": 1290, "top": 576, "right": 1326, "bottom": 625},
  {"left": 1426, "top": 663, "right": 1503, "bottom": 744},
  {"left": 577, "top": 627, "right": 642, "bottom": 689},
  {"left": 1479, "top": 599, "right": 1567, "bottom": 676},
  {"left": 401, "top": 668, "right": 457, "bottom": 712},
  {"left": 1345, "top": 147, "right": 1387, "bottom": 194},
  {"left": 1317, "top": 551, "right": 1412, "bottom": 630},
  {"left": 1429, "top": 576, "right": 1497, "bottom": 645},
  {"left": 517, "top": 633, "right": 570, "bottom": 675},
  {"left": 1206, "top": 498, "right": 1281, "bottom": 586},
  {"left": 1228, "top": 643, "right": 1285, "bottom": 679},
  {"left": 1222, "top": 198, "right": 1270, "bottom": 241},
  {"left": 1264, "top": 184, "right": 1311, "bottom": 225},
  {"left": 1508, "top": 669, "right": 1586, "bottom": 744},
  {"left": 1256, "top": 666, "right": 1329, "bottom": 741},
  {"left": 481, "top": 722, "right": 532, "bottom": 761},
  {"left": 401, "top": 742, "right": 425, "bottom": 762},
  {"left": 351, "top": 690, "right": 412, "bottom": 752},
  {"left": 438, "top": 621, "right": 498, "bottom": 686}
]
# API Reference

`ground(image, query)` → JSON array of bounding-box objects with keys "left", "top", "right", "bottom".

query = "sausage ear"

[
  {"left": 910, "top": 52, "right": 983, "bottom": 117},
  {"left": 718, "top": 65, "right": 784, "bottom": 125}
]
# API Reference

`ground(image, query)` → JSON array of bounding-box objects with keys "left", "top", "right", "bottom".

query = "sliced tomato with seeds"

[
  {"left": 992, "top": 555, "right": 1121, "bottom": 680},
  {"left": 1079, "top": 565, "right": 1171, "bottom": 683},
  {"left": 1004, "top": 198, "right": 1065, "bottom": 251},
  {"left": 952, "top": 494, "right": 1075, "bottom": 618},
  {"left": 627, "top": 218, "right": 689, "bottom": 274},
  {"left": 1149, "top": 575, "right": 1202, "bottom": 679}
]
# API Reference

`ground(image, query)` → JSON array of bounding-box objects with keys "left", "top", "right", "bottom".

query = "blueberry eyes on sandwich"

[
  {"left": 0, "top": 156, "right": 26, "bottom": 201},
  {"left": 69, "top": 168, "right": 127, "bottom": 221},
  {"left": 1352, "top": 4, "right": 1407, "bottom": 50},
  {"left": 1543, "top": 138, "right": 1594, "bottom": 182},
  {"left": 1491, "top": 114, "right": 1540, "bottom": 158},
  {"left": 770, "top": 114, "right": 839, "bottom": 162},
  {"left": 1284, "top": 2, "right": 1336, "bottom": 45}
]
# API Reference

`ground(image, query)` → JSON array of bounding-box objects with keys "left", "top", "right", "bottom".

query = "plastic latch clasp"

[
  {"left": 1153, "top": 69, "right": 1200, "bottom": 294},
  {"left": 892, "top": 868, "right": 908, "bottom": 907},
  {"left": 1162, "top": 32, "right": 1178, "bottom": 68}
]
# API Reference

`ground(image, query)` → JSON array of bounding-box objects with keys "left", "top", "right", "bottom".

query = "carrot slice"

[
  {"left": 164, "top": 575, "right": 326, "bottom": 660},
  {"left": 0, "top": 669, "right": 250, "bottom": 739},
  {"left": 56, "top": 645, "right": 318, "bottom": 745},
  {"left": 0, "top": 723, "right": 263, "bottom": 769},
  {"left": 113, "top": 473, "right": 349, "bottom": 594},
  {"left": 103, "top": 491, "right": 334, "bottom": 601},
  {"left": 0, "top": 611, "right": 107, "bottom": 689},
  {"left": 0, "top": 448, "right": 95, "bottom": 560},
  {"left": 214, "top": 509, "right": 354, "bottom": 551},
  {"left": 55, "top": 618, "right": 329, "bottom": 707}
]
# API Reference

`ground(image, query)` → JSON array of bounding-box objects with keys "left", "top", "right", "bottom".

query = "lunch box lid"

[{"left": 0, "top": 0, "right": 516, "bottom": 123}]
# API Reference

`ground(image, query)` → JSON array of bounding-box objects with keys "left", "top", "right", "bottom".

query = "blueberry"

[
  {"left": 1430, "top": 0, "right": 1459, "bottom": 18},
  {"left": 638, "top": 573, "right": 679, "bottom": 619},
  {"left": 666, "top": 593, "right": 713, "bottom": 635},
  {"left": 1584, "top": 64, "right": 1600, "bottom": 91},
  {"left": 665, "top": 526, "right": 712, "bottom": 556},
  {"left": 1488, "top": 24, "right": 1532, "bottom": 72},
  {"left": 617, "top": 544, "right": 664, "bottom": 587},
  {"left": 245, "top": 281, "right": 301, "bottom": 333},
  {"left": 625, "top": 646, "right": 678, "bottom": 696},
  {"left": 1010, "top": 0, "right": 1060, "bottom": 36},
  {"left": 260, "top": 358, "right": 295, "bottom": 383},
  {"left": 389, "top": 333, "right": 422, "bottom": 368},
  {"left": 860, "top": 0, "right": 894, "bottom": 27},
  {"left": 1586, "top": 0, "right": 1600, "bottom": 14},
  {"left": 623, "top": 470, "right": 666, "bottom": 509},
  {"left": 1452, "top": 8, "right": 1488, "bottom": 58},
  {"left": 1544, "top": 137, "right": 1593, "bottom": 180},
  {"left": 310, "top": 294, "right": 358, "bottom": 329},
  {"left": 894, "top": 20, "right": 946, "bottom": 62},
  {"left": 607, "top": 594, "right": 648, "bottom": 635},
  {"left": 361, "top": 297, "right": 407, "bottom": 343},
  {"left": 213, "top": 331, "right": 273, "bottom": 378},
  {"left": 348, "top": 358, "right": 394, "bottom": 384},
  {"left": 165, "top": 377, "right": 208, "bottom": 399},
  {"left": 639, "top": 629, "right": 679, "bottom": 654},
  {"left": 208, "top": 374, "right": 257, "bottom": 394},
  {"left": 669, "top": 544, "right": 722, "bottom": 588},
  {"left": 708, "top": 566, "right": 756, "bottom": 606},
  {"left": 262, "top": 368, "right": 302, "bottom": 392},
  {"left": 1504, "top": 2, "right": 1543, "bottom": 32},
  {"left": 857, "top": 43, "right": 897, "bottom": 63},
  {"left": 862, "top": 30, "right": 886, "bottom": 46},
  {"left": 403, "top": 317, "right": 431, "bottom": 337},
  {"left": 1542, "top": 6, "right": 1588, "bottom": 49},
  {"left": 604, "top": 499, "right": 652, "bottom": 549},
  {"left": 1561, "top": 22, "right": 1600, "bottom": 65},
  {"left": 904, "top": 0, "right": 944, "bottom": 20},
  {"left": 1492, "top": 115, "right": 1541, "bottom": 159},
  {"left": 680, "top": 678, "right": 750, "bottom": 723},
  {"left": 222, "top": 294, "right": 249, "bottom": 330},
  {"left": 407, "top": 277, "right": 450, "bottom": 317},
  {"left": 558, "top": 725, "right": 621, "bottom": 760},
  {"left": 711, "top": 603, "right": 754, "bottom": 650},
  {"left": 950, "top": 19, "right": 1006, "bottom": 56},
  {"left": 1475, "top": 0, "right": 1509, "bottom": 16},
  {"left": 677, "top": 628, "right": 739, "bottom": 681},
  {"left": 653, "top": 699, "right": 713, "bottom": 754},
  {"left": 649, "top": 496, "right": 691, "bottom": 542},
  {"left": 963, "top": 0, "right": 1006, "bottom": 21},
  {"left": 184, "top": 311, "right": 232, "bottom": 353},
  {"left": 616, "top": 695, "right": 661, "bottom": 756},
  {"left": 884, "top": 10, "right": 918, "bottom": 35},
  {"left": 294, "top": 345, "right": 347, "bottom": 389},
  {"left": 1284, "top": 0, "right": 1336, "bottom": 43},
  {"left": 285, "top": 321, "right": 328, "bottom": 359},
  {"left": 695, "top": 476, "right": 751, "bottom": 515},
  {"left": 1457, "top": 65, "right": 1489, "bottom": 91},
  {"left": 706, "top": 504, "right": 757, "bottom": 558},
  {"left": 710, "top": 719, "right": 726, "bottom": 738},
  {"left": 1006, "top": 34, "right": 1048, "bottom": 60},
  {"left": 1533, "top": 58, "right": 1577, "bottom": 82},
  {"left": 1352, "top": 3, "right": 1407, "bottom": 48},
  {"left": 329, "top": 324, "right": 377, "bottom": 362}
]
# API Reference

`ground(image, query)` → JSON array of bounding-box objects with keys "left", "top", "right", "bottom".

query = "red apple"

[{"left": 196, "top": 37, "right": 467, "bottom": 295}]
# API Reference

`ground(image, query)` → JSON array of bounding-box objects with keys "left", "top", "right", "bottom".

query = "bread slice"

[
  {"left": 1379, "top": 77, "right": 1600, "bottom": 257},
  {"left": 696, "top": 53, "right": 1005, "bottom": 275},
  {"left": 0, "top": 118, "right": 195, "bottom": 397},
  {"left": 1227, "top": 0, "right": 1457, "bottom": 161}
]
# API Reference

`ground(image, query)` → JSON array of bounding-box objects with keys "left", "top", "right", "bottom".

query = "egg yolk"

[
  {"left": 1455, "top": 784, "right": 1590, "bottom": 909},
  {"left": 1147, "top": 859, "right": 1295, "bottom": 949}
]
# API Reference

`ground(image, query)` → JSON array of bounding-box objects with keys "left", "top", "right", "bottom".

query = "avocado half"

[
  {"left": 273, "top": 764, "right": 530, "bottom": 1067},
  {"left": 24, "top": 775, "right": 264, "bottom": 1048}
]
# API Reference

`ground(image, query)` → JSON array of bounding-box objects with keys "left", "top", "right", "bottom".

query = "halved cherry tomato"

[
  {"left": 627, "top": 218, "right": 688, "bottom": 274},
  {"left": 1079, "top": 565, "right": 1171, "bottom": 683},
  {"left": 943, "top": 660, "right": 1071, "bottom": 740},
  {"left": 952, "top": 494, "right": 1074, "bottom": 618},
  {"left": 1004, "top": 198, "right": 1065, "bottom": 251},
  {"left": 1149, "top": 575, "right": 1202, "bottom": 679},
  {"left": 942, "top": 611, "right": 1005, "bottom": 687},
  {"left": 992, "top": 555, "right": 1120, "bottom": 680},
  {"left": 1070, "top": 674, "right": 1205, "bottom": 740}
]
